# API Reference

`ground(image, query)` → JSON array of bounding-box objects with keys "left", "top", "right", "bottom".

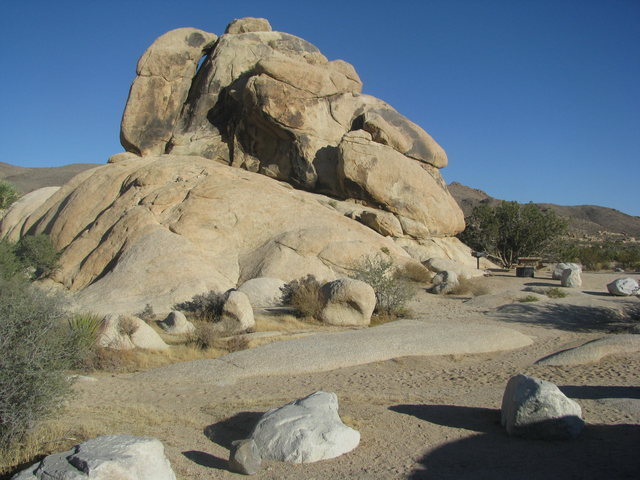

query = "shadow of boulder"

[
  {"left": 204, "top": 411, "right": 264, "bottom": 449},
  {"left": 181, "top": 450, "right": 227, "bottom": 470}
]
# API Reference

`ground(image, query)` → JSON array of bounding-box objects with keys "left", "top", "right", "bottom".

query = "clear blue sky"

[{"left": 1, "top": 0, "right": 638, "bottom": 216}]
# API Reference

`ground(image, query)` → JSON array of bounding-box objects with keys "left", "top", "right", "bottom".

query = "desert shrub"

[
  {"left": 226, "top": 335, "right": 250, "bottom": 352},
  {"left": 545, "top": 287, "right": 568, "bottom": 299},
  {"left": 459, "top": 201, "right": 567, "bottom": 268},
  {"left": 67, "top": 313, "right": 103, "bottom": 369},
  {"left": 0, "top": 278, "right": 77, "bottom": 448},
  {"left": 14, "top": 234, "right": 61, "bottom": 279},
  {"left": 174, "top": 290, "right": 226, "bottom": 322},
  {"left": 118, "top": 316, "right": 139, "bottom": 337},
  {"left": 0, "top": 180, "right": 19, "bottom": 211},
  {"left": 554, "top": 240, "right": 640, "bottom": 271},
  {"left": 137, "top": 303, "right": 155, "bottom": 322},
  {"left": 352, "top": 254, "right": 415, "bottom": 316},
  {"left": 280, "top": 275, "right": 324, "bottom": 320},
  {"left": 447, "top": 277, "right": 491, "bottom": 296},
  {"left": 0, "top": 239, "right": 23, "bottom": 281},
  {"left": 188, "top": 322, "right": 220, "bottom": 349},
  {"left": 518, "top": 295, "right": 540, "bottom": 303}
]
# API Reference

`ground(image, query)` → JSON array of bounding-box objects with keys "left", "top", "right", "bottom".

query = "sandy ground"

[{"left": 63, "top": 270, "right": 640, "bottom": 479}]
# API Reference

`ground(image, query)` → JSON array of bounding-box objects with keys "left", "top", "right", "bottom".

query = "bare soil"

[{"left": 57, "top": 270, "right": 640, "bottom": 479}]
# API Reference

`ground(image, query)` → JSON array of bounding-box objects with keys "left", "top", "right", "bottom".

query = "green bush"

[
  {"left": 352, "top": 254, "right": 414, "bottom": 316},
  {"left": 0, "top": 239, "right": 23, "bottom": 281},
  {"left": 554, "top": 240, "right": 640, "bottom": 271},
  {"left": 545, "top": 287, "right": 568, "bottom": 299},
  {"left": 174, "top": 290, "right": 226, "bottom": 322},
  {"left": 0, "top": 180, "right": 19, "bottom": 210},
  {"left": 14, "top": 234, "right": 61, "bottom": 279},
  {"left": 518, "top": 295, "right": 540, "bottom": 303},
  {"left": 280, "top": 275, "right": 324, "bottom": 320},
  {"left": 0, "top": 278, "right": 77, "bottom": 447},
  {"left": 67, "top": 313, "right": 103, "bottom": 369},
  {"left": 459, "top": 201, "right": 567, "bottom": 268}
]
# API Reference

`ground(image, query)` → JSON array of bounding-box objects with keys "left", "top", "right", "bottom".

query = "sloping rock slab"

[
  {"left": 251, "top": 391, "right": 359, "bottom": 463},
  {"left": 135, "top": 320, "right": 532, "bottom": 386},
  {"left": 536, "top": 334, "right": 640, "bottom": 366},
  {"left": 13, "top": 435, "right": 175, "bottom": 479}
]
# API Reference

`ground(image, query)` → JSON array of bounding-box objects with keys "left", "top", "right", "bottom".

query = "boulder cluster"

[{"left": 0, "top": 17, "right": 473, "bottom": 314}]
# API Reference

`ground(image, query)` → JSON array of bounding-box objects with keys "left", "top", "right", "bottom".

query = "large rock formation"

[{"left": 0, "top": 18, "right": 473, "bottom": 314}]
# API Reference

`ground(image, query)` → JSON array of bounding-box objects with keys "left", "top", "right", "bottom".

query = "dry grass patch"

[
  {"left": 81, "top": 345, "right": 226, "bottom": 373},
  {"left": 253, "top": 312, "right": 324, "bottom": 332},
  {"left": 447, "top": 277, "right": 491, "bottom": 296},
  {"left": 0, "top": 420, "right": 100, "bottom": 477}
]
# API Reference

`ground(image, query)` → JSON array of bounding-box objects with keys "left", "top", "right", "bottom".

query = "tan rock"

[
  {"left": 225, "top": 17, "right": 272, "bottom": 34},
  {"left": 10, "top": 155, "right": 413, "bottom": 314},
  {"left": 338, "top": 131, "right": 464, "bottom": 236},
  {"left": 120, "top": 28, "right": 217, "bottom": 156},
  {"left": 319, "top": 278, "right": 376, "bottom": 326},
  {"left": 97, "top": 314, "right": 168, "bottom": 350},
  {"left": 0, "top": 187, "right": 60, "bottom": 241},
  {"left": 221, "top": 290, "right": 255, "bottom": 332}
]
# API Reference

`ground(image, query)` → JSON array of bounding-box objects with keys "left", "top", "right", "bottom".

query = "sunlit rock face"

[{"left": 1, "top": 18, "right": 473, "bottom": 314}]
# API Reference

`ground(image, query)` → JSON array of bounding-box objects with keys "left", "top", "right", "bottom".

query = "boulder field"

[{"left": 0, "top": 17, "right": 474, "bottom": 314}]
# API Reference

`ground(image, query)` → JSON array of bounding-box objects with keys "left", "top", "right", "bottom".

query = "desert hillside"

[
  {"left": 0, "top": 162, "right": 100, "bottom": 194},
  {"left": 448, "top": 181, "right": 640, "bottom": 239}
]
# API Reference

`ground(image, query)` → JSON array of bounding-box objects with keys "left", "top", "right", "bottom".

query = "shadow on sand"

[
  {"left": 559, "top": 385, "right": 640, "bottom": 400},
  {"left": 181, "top": 450, "right": 227, "bottom": 470},
  {"left": 204, "top": 411, "right": 263, "bottom": 449},
  {"left": 491, "top": 301, "right": 638, "bottom": 332},
  {"left": 390, "top": 404, "right": 640, "bottom": 480}
]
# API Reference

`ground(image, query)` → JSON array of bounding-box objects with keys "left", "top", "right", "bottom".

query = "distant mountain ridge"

[
  {"left": 448, "top": 181, "right": 640, "bottom": 238},
  {"left": 0, "top": 162, "right": 100, "bottom": 194}
]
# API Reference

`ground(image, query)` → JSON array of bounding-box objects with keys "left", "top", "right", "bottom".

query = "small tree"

[
  {"left": 0, "top": 180, "right": 19, "bottom": 211},
  {"left": 0, "top": 278, "right": 76, "bottom": 447},
  {"left": 14, "top": 234, "right": 61, "bottom": 279},
  {"left": 459, "top": 201, "right": 567, "bottom": 268}
]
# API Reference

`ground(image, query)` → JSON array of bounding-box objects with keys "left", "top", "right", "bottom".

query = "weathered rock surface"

[
  {"left": 13, "top": 435, "right": 176, "bottom": 480},
  {"left": 250, "top": 391, "right": 360, "bottom": 463},
  {"left": 225, "top": 17, "right": 272, "bottom": 34},
  {"left": 97, "top": 314, "right": 168, "bottom": 350},
  {"left": 319, "top": 278, "right": 376, "bottom": 326},
  {"left": 424, "top": 257, "right": 485, "bottom": 279},
  {"left": 0, "top": 18, "right": 469, "bottom": 315},
  {"left": 0, "top": 187, "right": 60, "bottom": 241},
  {"left": 158, "top": 310, "right": 195, "bottom": 335},
  {"left": 120, "top": 28, "right": 217, "bottom": 156},
  {"left": 537, "top": 335, "right": 640, "bottom": 366},
  {"left": 228, "top": 439, "right": 262, "bottom": 475},
  {"left": 221, "top": 290, "right": 255, "bottom": 332},
  {"left": 552, "top": 262, "right": 581, "bottom": 280},
  {"left": 237, "top": 277, "right": 285, "bottom": 308},
  {"left": 607, "top": 277, "right": 639, "bottom": 296},
  {"left": 429, "top": 270, "right": 459, "bottom": 295},
  {"left": 501, "top": 374, "right": 584, "bottom": 440},
  {"left": 561, "top": 268, "right": 582, "bottom": 288}
]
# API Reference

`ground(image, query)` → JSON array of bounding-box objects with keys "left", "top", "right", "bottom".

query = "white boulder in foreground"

[
  {"left": 319, "top": 278, "right": 376, "bottom": 326},
  {"left": 607, "top": 277, "right": 639, "bottom": 296},
  {"left": 13, "top": 435, "right": 176, "bottom": 479},
  {"left": 251, "top": 391, "right": 360, "bottom": 463},
  {"left": 501, "top": 374, "right": 584, "bottom": 440}
]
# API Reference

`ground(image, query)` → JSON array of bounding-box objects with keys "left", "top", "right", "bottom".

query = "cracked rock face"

[
  {"left": 120, "top": 17, "right": 464, "bottom": 236},
  {"left": 0, "top": 18, "right": 474, "bottom": 315}
]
